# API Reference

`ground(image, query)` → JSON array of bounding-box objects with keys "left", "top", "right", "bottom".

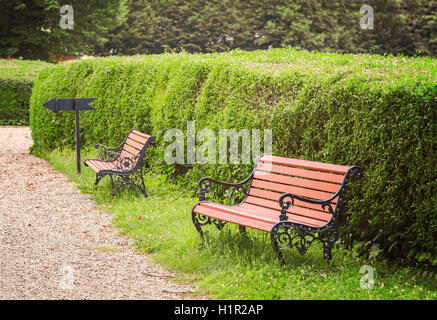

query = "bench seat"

[
  {"left": 193, "top": 201, "right": 330, "bottom": 232},
  {"left": 84, "top": 159, "right": 117, "bottom": 172}
]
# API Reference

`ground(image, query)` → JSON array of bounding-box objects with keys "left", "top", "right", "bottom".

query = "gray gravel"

[{"left": 0, "top": 126, "right": 201, "bottom": 300}]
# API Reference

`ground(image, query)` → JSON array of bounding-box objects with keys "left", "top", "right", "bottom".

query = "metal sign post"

[{"left": 43, "top": 97, "right": 96, "bottom": 173}]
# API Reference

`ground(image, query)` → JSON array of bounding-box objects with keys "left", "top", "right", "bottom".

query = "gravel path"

[{"left": 0, "top": 126, "right": 199, "bottom": 300}]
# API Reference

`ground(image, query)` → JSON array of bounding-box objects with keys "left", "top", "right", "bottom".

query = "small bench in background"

[{"left": 84, "top": 129, "right": 155, "bottom": 197}]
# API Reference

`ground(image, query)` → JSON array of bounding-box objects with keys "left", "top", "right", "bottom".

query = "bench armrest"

[
  {"left": 198, "top": 174, "right": 253, "bottom": 202},
  {"left": 278, "top": 193, "right": 335, "bottom": 221},
  {"left": 95, "top": 143, "right": 122, "bottom": 161}
]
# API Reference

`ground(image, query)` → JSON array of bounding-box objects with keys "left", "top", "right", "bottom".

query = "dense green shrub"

[
  {"left": 0, "top": 78, "right": 32, "bottom": 125},
  {"left": 0, "top": 59, "right": 51, "bottom": 125},
  {"left": 29, "top": 49, "right": 437, "bottom": 266}
]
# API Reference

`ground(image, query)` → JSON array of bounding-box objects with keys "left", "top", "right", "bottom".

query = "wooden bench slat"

[
  {"left": 200, "top": 202, "right": 277, "bottom": 224},
  {"left": 256, "top": 163, "right": 344, "bottom": 184},
  {"left": 101, "top": 161, "right": 116, "bottom": 170},
  {"left": 87, "top": 156, "right": 139, "bottom": 172},
  {"left": 248, "top": 188, "right": 332, "bottom": 212},
  {"left": 85, "top": 160, "right": 109, "bottom": 171},
  {"left": 120, "top": 150, "right": 132, "bottom": 158},
  {"left": 201, "top": 202, "right": 327, "bottom": 227},
  {"left": 131, "top": 130, "right": 150, "bottom": 139},
  {"left": 123, "top": 143, "right": 140, "bottom": 156},
  {"left": 238, "top": 203, "right": 327, "bottom": 227},
  {"left": 84, "top": 160, "right": 101, "bottom": 172},
  {"left": 125, "top": 137, "right": 144, "bottom": 150},
  {"left": 128, "top": 132, "right": 149, "bottom": 144},
  {"left": 88, "top": 162, "right": 104, "bottom": 172},
  {"left": 243, "top": 196, "right": 332, "bottom": 222},
  {"left": 196, "top": 202, "right": 327, "bottom": 229},
  {"left": 89, "top": 160, "right": 116, "bottom": 171},
  {"left": 260, "top": 155, "right": 350, "bottom": 174},
  {"left": 193, "top": 204, "right": 273, "bottom": 232},
  {"left": 251, "top": 179, "right": 337, "bottom": 203},
  {"left": 253, "top": 171, "right": 340, "bottom": 193}
]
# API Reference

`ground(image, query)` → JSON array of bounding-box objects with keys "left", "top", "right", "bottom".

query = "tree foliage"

[
  {"left": 99, "top": 0, "right": 436, "bottom": 57},
  {"left": 2, "top": 0, "right": 435, "bottom": 58},
  {"left": 0, "top": 0, "right": 127, "bottom": 60}
]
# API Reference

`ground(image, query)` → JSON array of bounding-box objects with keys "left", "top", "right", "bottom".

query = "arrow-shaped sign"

[
  {"left": 43, "top": 97, "right": 97, "bottom": 173},
  {"left": 43, "top": 97, "right": 96, "bottom": 113}
]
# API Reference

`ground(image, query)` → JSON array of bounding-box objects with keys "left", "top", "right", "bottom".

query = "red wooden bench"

[
  {"left": 191, "top": 154, "right": 360, "bottom": 264},
  {"left": 84, "top": 129, "right": 155, "bottom": 197}
]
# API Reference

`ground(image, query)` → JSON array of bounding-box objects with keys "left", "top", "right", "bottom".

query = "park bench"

[
  {"left": 191, "top": 154, "right": 360, "bottom": 264},
  {"left": 84, "top": 129, "right": 155, "bottom": 197}
]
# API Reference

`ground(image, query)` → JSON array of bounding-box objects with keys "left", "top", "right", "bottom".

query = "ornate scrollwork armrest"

[
  {"left": 278, "top": 193, "right": 336, "bottom": 221},
  {"left": 198, "top": 175, "right": 252, "bottom": 202},
  {"left": 278, "top": 193, "right": 295, "bottom": 221},
  {"left": 95, "top": 144, "right": 122, "bottom": 161}
]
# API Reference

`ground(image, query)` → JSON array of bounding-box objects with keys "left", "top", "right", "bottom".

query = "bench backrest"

[
  {"left": 118, "top": 129, "right": 155, "bottom": 169},
  {"left": 246, "top": 155, "right": 356, "bottom": 217}
]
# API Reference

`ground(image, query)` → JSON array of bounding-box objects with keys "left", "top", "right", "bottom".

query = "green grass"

[
  {"left": 47, "top": 149, "right": 437, "bottom": 300},
  {"left": 0, "top": 58, "right": 52, "bottom": 82}
]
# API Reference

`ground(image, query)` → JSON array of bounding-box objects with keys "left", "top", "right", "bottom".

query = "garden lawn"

[
  {"left": 47, "top": 149, "right": 437, "bottom": 300},
  {"left": 0, "top": 59, "right": 51, "bottom": 81}
]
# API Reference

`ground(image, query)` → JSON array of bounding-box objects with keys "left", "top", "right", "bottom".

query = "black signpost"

[{"left": 43, "top": 97, "right": 96, "bottom": 173}]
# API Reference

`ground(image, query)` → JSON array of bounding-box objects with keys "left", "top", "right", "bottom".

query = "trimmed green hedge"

[
  {"left": 29, "top": 49, "right": 437, "bottom": 266},
  {"left": 0, "top": 78, "right": 33, "bottom": 125},
  {"left": 0, "top": 59, "right": 51, "bottom": 125}
]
